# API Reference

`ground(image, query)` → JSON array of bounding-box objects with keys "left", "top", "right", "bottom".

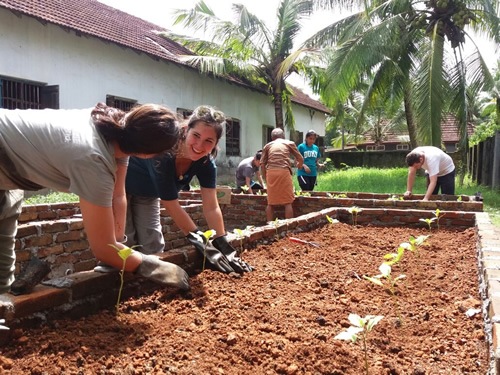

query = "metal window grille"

[
  {"left": 225, "top": 119, "right": 240, "bottom": 156},
  {"left": 106, "top": 95, "right": 137, "bottom": 112},
  {"left": 1, "top": 78, "right": 41, "bottom": 109}
]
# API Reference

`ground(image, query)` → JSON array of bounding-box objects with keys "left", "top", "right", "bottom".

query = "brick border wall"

[{"left": 14, "top": 194, "right": 482, "bottom": 278}]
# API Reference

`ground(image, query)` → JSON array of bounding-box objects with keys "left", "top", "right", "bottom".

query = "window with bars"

[
  {"left": 106, "top": 95, "right": 137, "bottom": 112},
  {"left": 0, "top": 77, "right": 59, "bottom": 109},
  {"left": 225, "top": 118, "right": 240, "bottom": 156}
]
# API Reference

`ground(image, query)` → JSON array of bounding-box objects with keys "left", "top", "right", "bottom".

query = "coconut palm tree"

[
  {"left": 162, "top": 0, "right": 315, "bottom": 130},
  {"left": 305, "top": 0, "right": 499, "bottom": 156}
]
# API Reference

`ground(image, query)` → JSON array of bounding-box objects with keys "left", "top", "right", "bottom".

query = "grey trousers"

[
  {"left": 0, "top": 190, "right": 24, "bottom": 294},
  {"left": 125, "top": 195, "right": 165, "bottom": 254}
]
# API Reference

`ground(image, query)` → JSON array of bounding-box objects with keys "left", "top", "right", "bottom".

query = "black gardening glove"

[
  {"left": 187, "top": 230, "right": 235, "bottom": 273},
  {"left": 212, "top": 235, "right": 253, "bottom": 273}
]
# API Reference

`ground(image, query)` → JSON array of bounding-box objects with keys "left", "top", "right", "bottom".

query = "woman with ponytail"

[{"left": 0, "top": 102, "right": 190, "bottom": 295}]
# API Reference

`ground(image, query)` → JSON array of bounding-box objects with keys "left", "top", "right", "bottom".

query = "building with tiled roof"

[
  {"left": 0, "top": 0, "right": 328, "bottom": 179},
  {"left": 344, "top": 114, "right": 474, "bottom": 153}
]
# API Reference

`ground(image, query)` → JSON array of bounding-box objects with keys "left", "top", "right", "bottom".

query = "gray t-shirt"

[
  {"left": 0, "top": 108, "right": 116, "bottom": 207},
  {"left": 235, "top": 156, "right": 257, "bottom": 187}
]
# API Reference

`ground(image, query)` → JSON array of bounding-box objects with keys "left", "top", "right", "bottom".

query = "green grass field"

[
  {"left": 24, "top": 167, "right": 500, "bottom": 226},
  {"left": 308, "top": 167, "right": 500, "bottom": 226}
]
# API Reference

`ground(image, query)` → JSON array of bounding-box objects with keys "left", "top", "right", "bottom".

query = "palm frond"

[{"left": 413, "top": 29, "right": 446, "bottom": 147}]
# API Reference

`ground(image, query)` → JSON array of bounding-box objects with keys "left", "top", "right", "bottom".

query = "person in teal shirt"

[{"left": 297, "top": 130, "right": 324, "bottom": 191}]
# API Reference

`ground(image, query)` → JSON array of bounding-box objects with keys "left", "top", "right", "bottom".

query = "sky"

[{"left": 98, "top": 0, "right": 498, "bottom": 89}]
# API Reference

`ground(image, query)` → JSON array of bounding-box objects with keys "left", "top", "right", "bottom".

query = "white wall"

[{"left": 0, "top": 8, "right": 326, "bottom": 178}]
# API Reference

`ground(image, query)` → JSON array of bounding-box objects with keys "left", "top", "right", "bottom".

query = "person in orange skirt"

[{"left": 260, "top": 128, "right": 310, "bottom": 222}]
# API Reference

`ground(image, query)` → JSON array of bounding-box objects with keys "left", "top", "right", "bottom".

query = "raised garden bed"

[{"left": 0, "top": 222, "right": 490, "bottom": 373}]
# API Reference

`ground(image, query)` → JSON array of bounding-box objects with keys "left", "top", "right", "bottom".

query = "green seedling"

[
  {"left": 240, "top": 185, "right": 250, "bottom": 193},
  {"left": 326, "top": 215, "right": 339, "bottom": 224},
  {"left": 271, "top": 218, "right": 281, "bottom": 240},
  {"left": 387, "top": 194, "right": 403, "bottom": 201},
  {"left": 109, "top": 244, "right": 137, "bottom": 314},
  {"left": 233, "top": 226, "right": 254, "bottom": 252},
  {"left": 419, "top": 217, "right": 436, "bottom": 231},
  {"left": 457, "top": 196, "right": 462, "bottom": 202},
  {"left": 383, "top": 246, "right": 405, "bottom": 266},
  {"left": 201, "top": 229, "right": 216, "bottom": 271},
  {"left": 335, "top": 313, "right": 383, "bottom": 375},
  {"left": 190, "top": 229, "right": 217, "bottom": 271},
  {"left": 364, "top": 263, "right": 405, "bottom": 324},
  {"left": 364, "top": 263, "right": 406, "bottom": 296},
  {"left": 404, "top": 235, "right": 430, "bottom": 257},
  {"left": 434, "top": 209, "right": 444, "bottom": 230},
  {"left": 348, "top": 206, "right": 362, "bottom": 226},
  {"left": 295, "top": 190, "right": 311, "bottom": 197}
]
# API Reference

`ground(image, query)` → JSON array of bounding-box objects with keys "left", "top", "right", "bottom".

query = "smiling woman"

[{"left": 114, "top": 105, "right": 254, "bottom": 273}]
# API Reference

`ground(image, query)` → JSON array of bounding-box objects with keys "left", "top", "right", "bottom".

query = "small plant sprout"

[
  {"left": 326, "top": 215, "right": 339, "bottom": 224},
  {"left": 201, "top": 229, "right": 216, "bottom": 271},
  {"left": 405, "top": 235, "right": 430, "bottom": 257},
  {"left": 364, "top": 263, "right": 405, "bottom": 324},
  {"left": 434, "top": 209, "right": 444, "bottom": 230},
  {"left": 233, "top": 226, "right": 253, "bottom": 252},
  {"left": 109, "top": 244, "right": 136, "bottom": 314},
  {"left": 383, "top": 246, "right": 405, "bottom": 266},
  {"left": 387, "top": 194, "right": 403, "bottom": 201},
  {"left": 419, "top": 217, "right": 436, "bottom": 232},
  {"left": 190, "top": 229, "right": 217, "bottom": 271},
  {"left": 364, "top": 263, "right": 406, "bottom": 296},
  {"left": 240, "top": 185, "right": 250, "bottom": 194},
  {"left": 295, "top": 191, "right": 311, "bottom": 197},
  {"left": 271, "top": 218, "right": 281, "bottom": 240},
  {"left": 335, "top": 313, "right": 383, "bottom": 375},
  {"left": 457, "top": 195, "right": 462, "bottom": 202},
  {"left": 348, "top": 206, "right": 362, "bottom": 226}
]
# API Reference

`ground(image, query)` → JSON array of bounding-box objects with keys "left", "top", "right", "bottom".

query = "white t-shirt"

[
  {"left": 414, "top": 146, "right": 455, "bottom": 177},
  {"left": 0, "top": 108, "right": 116, "bottom": 207}
]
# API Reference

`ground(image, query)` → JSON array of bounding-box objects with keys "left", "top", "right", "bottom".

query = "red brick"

[
  {"left": 63, "top": 240, "right": 89, "bottom": 253},
  {"left": 38, "top": 211, "right": 58, "bottom": 220},
  {"left": 16, "top": 225, "right": 39, "bottom": 238},
  {"left": 42, "top": 221, "right": 69, "bottom": 233},
  {"left": 37, "top": 244, "right": 65, "bottom": 258},
  {"left": 25, "top": 234, "right": 53, "bottom": 247},
  {"left": 18, "top": 211, "right": 38, "bottom": 222},
  {"left": 11, "top": 286, "right": 70, "bottom": 319},
  {"left": 56, "top": 231, "right": 83, "bottom": 243},
  {"left": 68, "top": 219, "right": 84, "bottom": 230},
  {"left": 74, "top": 259, "right": 97, "bottom": 272},
  {"left": 14, "top": 250, "right": 32, "bottom": 262}
]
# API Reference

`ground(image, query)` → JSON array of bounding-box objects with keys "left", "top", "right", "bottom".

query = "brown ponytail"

[{"left": 91, "top": 103, "right": 179, "bottom": 155}]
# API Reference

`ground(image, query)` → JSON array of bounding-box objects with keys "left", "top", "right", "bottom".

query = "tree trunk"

[
  {"left": 403, "top": 87, "right": 418, "bottom": 150},
  {"left": 273, "top": 89, "right": 284, "bottom": 129}
]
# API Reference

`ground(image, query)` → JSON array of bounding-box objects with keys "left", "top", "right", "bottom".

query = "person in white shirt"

[{"left": 404, "top": 146, "right": 455, "bottom": 201}]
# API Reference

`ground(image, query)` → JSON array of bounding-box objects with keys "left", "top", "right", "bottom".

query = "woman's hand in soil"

[
  {"left": 187, "top": 231, "right": 235, "bottom": 273},
  {"left": 212, "top": 236, "right": 253, "bottom": 273}
]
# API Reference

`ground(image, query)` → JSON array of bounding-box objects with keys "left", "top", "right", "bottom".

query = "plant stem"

[
  {"left": 115, "top": 259, "right": 126, "bottom": 314},
  {"left": 363, "top": 333, "right": 369, "bottom": 375}
]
